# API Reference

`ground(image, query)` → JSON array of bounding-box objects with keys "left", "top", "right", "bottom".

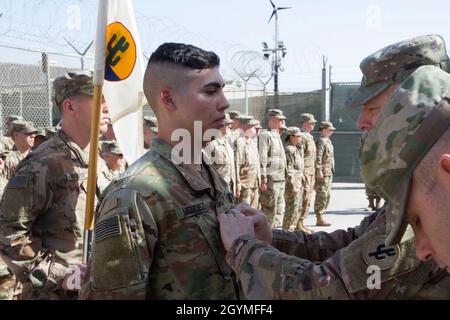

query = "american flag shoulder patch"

[{"left": 95, "top": 215, "right": 122, "bottom": 242}]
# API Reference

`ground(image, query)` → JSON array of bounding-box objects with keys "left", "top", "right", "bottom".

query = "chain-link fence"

[{"left": 0, "top": 44, "right": 93, "bottom": 134}]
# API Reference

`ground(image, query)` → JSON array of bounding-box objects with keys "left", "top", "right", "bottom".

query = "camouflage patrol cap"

[
  {"left": 286, "top": 126, "right": 302, "bottom": 136},
  {"left": 45, "top": 127, "right": 57, "bottom": 138},
  {"left": 319, "top": 121, "right": 336, "bottom": 130},
  {"left": 10, "top": 120, "right": 38, "bottom": 134},
  {"left": 237, "top": 115, "right": 259, "bottom": 126},
  {"left": 53, "top": 71, "right": 94, "bottom": 107},
  {"left": 300, "top": 113, "right": 317, "bottom": 124},
  {"left": 143, "top": 116, "right": 158, "bottom": 132},
  {"left": 6, "top": 115, "right": 23, "bottom": 123},
  {"left": 360, "top": 65, "right": 450, "bottom": 246},
  {"left": 35, "top": 128, "right": 47, "bottom": 137},
  {"left": 224, "top": 113, "right": 233, "bottom": 125},
  {"left": 346, "top": 34, "right": 450, "bottom": 108},
  {"left": 227, "top": 110, "right": 241, "bottom": 119},
  {"left": 101, "top": 140, "right": 123, "bottom": 155},
  {"left": 268, "top": 109, "right": 286, "bottom": 120}
]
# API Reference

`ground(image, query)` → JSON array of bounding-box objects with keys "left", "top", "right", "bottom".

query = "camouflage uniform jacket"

[
  {"left": 0, "top": 136, "right": 14, "bottom": 151},
  {"left": 285, "top": 143, "right": 304, "bottom": 191},
  {"left": 226, "top": 207, "right": 450, "bottom": 299},
  {"left": 2, "top": 147, "right": 27, "bottom": 180},
  {"left": 0, "top": 176, "right": 8, "bottom": 198},
  {"left": 101, "top": 165, "right": 125, "bottom": 183},
  {"left": 0, "top": 130, "right": 109, "bottom": 299},
  {"left": 80, "top": 138, "right": 241, "bottom": 300},
  {"left": 300, "top": 132, "right": 316, "bottom": 175},
  {"left": 315, "top": 137, "right": 334, "bottom": 176},
  {"left": 259, "top": 130, "right": 287, "bottom": 183},
  {"left": 226, "top": 129, "right": 240, "bottom": 149},
  {"left": 235, "top": 136, "right": 260, "bottom": 191},
  {"left": 204, "top": 136, "right": 236, "bottom": 193}
]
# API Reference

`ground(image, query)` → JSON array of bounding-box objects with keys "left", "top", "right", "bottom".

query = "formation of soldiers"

[
  {"left": 204, "top": 108, "right": 337, "bottom": 233},
  {"left": 1, "top": 35, "right": 450, "bottom": 300}
]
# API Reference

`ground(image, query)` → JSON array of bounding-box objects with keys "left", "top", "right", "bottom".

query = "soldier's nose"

[{"left": 415, "top": 234, "right": 434, "bottom": 262}]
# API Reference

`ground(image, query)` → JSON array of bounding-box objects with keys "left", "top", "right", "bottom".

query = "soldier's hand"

[
  {"left": 316, "top": 172, "right": 324, "bottom": 180},
  {"left": 233, "top": 203, "right": 273, "bottom": 244},
  {"left": 236, "top": 190, "right": 241, "bottom": 199},
  {"left": 61, "top": 263, "right": 87, "bottom": 291},
  {"left": 292, "top": 187, "right": 299, "bottom": 195},
  {"left": 260, "top": 183, "right": 268, "bottom": 191},
  {"left": 218, "top": 209, "right": 255, "bottom": 251}
]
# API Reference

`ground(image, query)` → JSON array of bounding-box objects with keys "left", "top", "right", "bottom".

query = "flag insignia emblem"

[{"left": 105, "top": 22, "right": 136, "bottom": 81}]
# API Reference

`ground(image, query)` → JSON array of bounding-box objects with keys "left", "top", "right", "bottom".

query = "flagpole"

[{"left": 83, "top": 0, "right": 108, "bottom": 264}]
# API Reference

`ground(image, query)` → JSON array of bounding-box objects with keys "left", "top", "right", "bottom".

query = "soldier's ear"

[
  {"left": 62, "top": 98, "right": 76, "bottom": 114},
  {"left": 438, "top": 154, "right": 450, "bottom": 176},
  {"left": 160, "top": 88, "right": 176, "bottom": 111}
]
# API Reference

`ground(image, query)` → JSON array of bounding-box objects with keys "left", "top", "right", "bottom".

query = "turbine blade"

[
  {"left": 268, "top": 10, "right": 276, "bottom": 23},
  {"left": 269, "top": 0, "right": 276, "bottom": 9}
]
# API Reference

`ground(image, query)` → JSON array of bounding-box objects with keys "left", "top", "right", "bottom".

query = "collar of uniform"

[
  {"left": 151, "top": 137, "right": 212, "bottom": 193},
  {"left": 57, "top": 129, "right": 89, "bottom": 167}
]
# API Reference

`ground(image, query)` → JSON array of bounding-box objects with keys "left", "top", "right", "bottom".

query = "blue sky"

[{"left": 1, "top": 0, "right": 449, "bottom": 91}]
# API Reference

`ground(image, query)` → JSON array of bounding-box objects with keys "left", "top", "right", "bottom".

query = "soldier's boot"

[
  {"left": 365, "top": 197, "right": 375, "bottom": 211},
  {"left": 375, "top": 197, "right": 382, "bottom": 210},
  {"left": 297, "top": 219, "right": 313, "bottom": 234},
  {"left": 316, "top": 214, "right": 331, "bottom": 227}
]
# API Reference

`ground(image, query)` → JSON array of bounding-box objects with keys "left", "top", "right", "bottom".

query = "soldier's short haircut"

[
  {"left": 148, "top": 43, "right": 220, "bottom": 70},
  {"left": 414, "top": 127, "right": 450, "bottom": 195}
]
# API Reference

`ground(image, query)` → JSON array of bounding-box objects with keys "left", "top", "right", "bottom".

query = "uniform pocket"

[{"left": 92, "top": 207, "right": 145, "bottom": 290}]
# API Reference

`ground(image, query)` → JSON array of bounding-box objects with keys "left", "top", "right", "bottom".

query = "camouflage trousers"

[
  {"left": 365, "top": 185, "right": 381, "bottom": 201},
  {"left": 314, "top": 176, "right": 332, "bottom": 216},
  {"left": 0, "top": 275, "right": 16, "bottom": 300},
  {"left": 0, "top": 259, "right": 17, "bottom": 300},
  {"left": 299, "top": 173, "right": 315, "bottom": 220},
  {"left": 237, "top": 187, "right": 259, "bottom": 208},
  {"left": 260, "top": 178, "right": 286, "bottom": 228},
  {"left": 282, "top": 185, "right": 303, "bottom": 230}
]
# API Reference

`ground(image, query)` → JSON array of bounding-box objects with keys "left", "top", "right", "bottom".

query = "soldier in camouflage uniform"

[
  {"left": 234, "top": 115, "right": 261, "bottom": 208},
  {"left": 360, "top": 65, "right": 450, "bottom": 269},
  {"left": 0, "top": 71, "right": 110, "bottom": 299},
  {"left": 2, "top": 120, "right": 37, "bottom": 180},
  {"left": 143, "top": 115, "right": 158, "bottom": 150},
  {"left": 358, "top": 131, "right": 383, "bottom": 211},
  {"left": 80, "top": 43, "right": 241, "bottom": 299},
  {"left": 259, "top": 109, "right": 287, "bottom": 228},
  {"left": 282, "top": 127, "right": 304, "bottom": 231},
  {"left": 313, "top": 121, "right": 335, "bottom": 226},
  {"left": 0, "top": 149, "right": 14, "bottom": 300},
  {"left": 216, "top": 35, "right": 450, "bottom": 299},
  {"left": 226, "top": 110, "right": 241, "bottom": 148},
  {"left": 100, "top": 140, "right": 126, "bottom": 182},
  {"left": 204, "top": 113, "right": 237, "bottom": 195},
  {"left": 297, "top": 113, "right": 317, "bottom": 233},
  {"left": 0, "top": 115, "right": 23, "bottom": 151}
]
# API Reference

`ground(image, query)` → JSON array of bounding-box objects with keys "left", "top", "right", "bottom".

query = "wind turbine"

[
  {"left": 268, "top": 0, "right": 292, "bottom": 24},
  {"left": 265, "top": 0, "right": 292, "bottom": 94}
]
